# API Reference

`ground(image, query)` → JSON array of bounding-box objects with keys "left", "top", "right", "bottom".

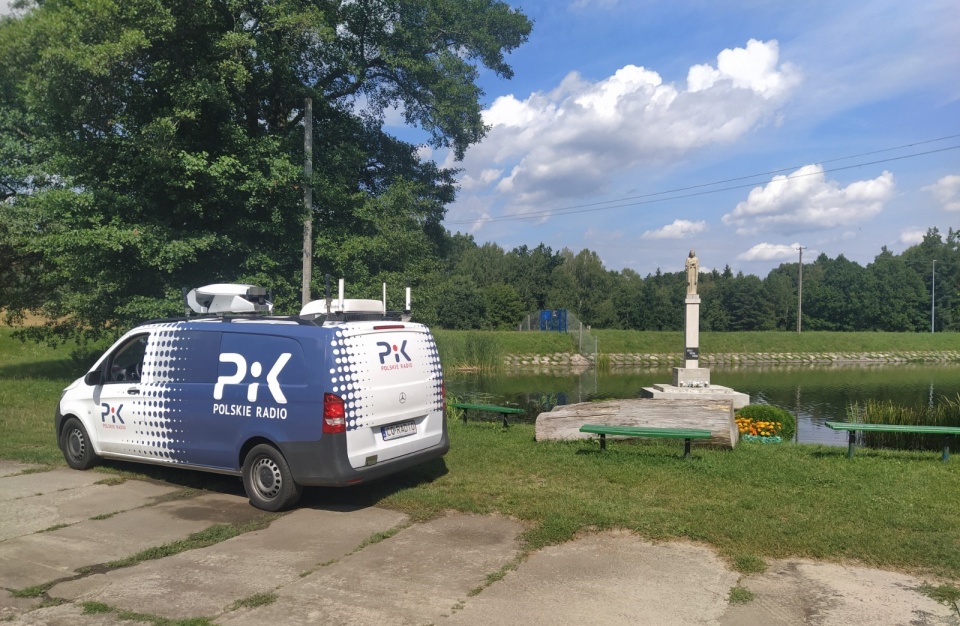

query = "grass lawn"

[
  {"left": 377, "top": 420, "right": 960, "bottom": 578},
  {"left": 4, "top": 327, "right": 960, "bottom": 579}
]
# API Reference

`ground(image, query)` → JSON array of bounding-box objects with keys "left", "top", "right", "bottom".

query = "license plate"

[{"left": 381, "top": 420, "right": 417, "bottom": 441}]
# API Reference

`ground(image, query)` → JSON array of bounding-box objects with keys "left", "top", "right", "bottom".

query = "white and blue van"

[{"left": 55, "top": 283, "right": 448, "bottom": 511}]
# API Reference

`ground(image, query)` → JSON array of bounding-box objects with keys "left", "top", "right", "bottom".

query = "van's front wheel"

[
  {"left": 242, "top": 444, "right": 302, "bottom": 511},
  {"left": 60, "top": 417, "right": 98, "bottom": 470}
]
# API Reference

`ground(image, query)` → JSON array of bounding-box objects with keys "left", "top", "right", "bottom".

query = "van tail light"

[
  {"left": 323, "top": 393, "right": 346, "bottom": 434},
  {"left": 441, "top": 381, "right": 447, "bottom": 415}
]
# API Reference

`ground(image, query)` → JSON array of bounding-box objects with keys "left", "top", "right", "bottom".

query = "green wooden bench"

[
  {"left": 825, "top": 421, "right": 960, "bottom": 461},
  {"left": 450, "top": 402, "right": 525, "bottom": 427},
  {"left": 579, "top": 424, "right": 713, "bottom": 459}
]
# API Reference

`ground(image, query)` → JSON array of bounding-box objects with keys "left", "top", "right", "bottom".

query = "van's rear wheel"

[
  {"left": 242, "top": 444, "right": 302, "bottom": 511},
  {"left": 60, "top": 417, "right": 98, "bottom": 470}
]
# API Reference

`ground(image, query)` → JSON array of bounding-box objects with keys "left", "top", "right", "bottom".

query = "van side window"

[{"left": 108, "top": 334, "right": 148, "bottom": 383}]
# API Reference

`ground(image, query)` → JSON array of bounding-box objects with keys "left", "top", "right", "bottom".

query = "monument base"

[
  {"left": 672, "top": 367, "right": 710, "bottom": 387},
  {"left": 641, "top": 383, "right": 750, "bottom": 409}
]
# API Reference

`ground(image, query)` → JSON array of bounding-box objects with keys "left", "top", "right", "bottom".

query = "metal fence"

[{"left": 518, "top": 309, "right": 598, "bottom": 360}]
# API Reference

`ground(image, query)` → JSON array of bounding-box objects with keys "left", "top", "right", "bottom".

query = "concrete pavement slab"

[
  {"left": 218, "top": 513, "right": 525, "bottom": 626},
  {"left": 0, "top": 492, "right": 249, "bottom": 589},
  {"left": 0, "top": 480, "right": 177, "bottom": 541},
  {"left": 444, "top": 530, "right": 738, "bottom": 626},
  {"left": 6, "top": 602, "right": 127, "bottom": 625},
  {"left": 719, "top": 559, "right": 959, "bottom": 626},
  {"left": 0, "top": 461, "right": 40, "bottom": 478},
  {"left": 0, "top": 468, "right": 104, "bottom": 502},
  {"left": 49, "top": 505, "right": 408, "bottom": 620},
  {"left": 0, "top": 589, "right": 39, "bottom": 621}
]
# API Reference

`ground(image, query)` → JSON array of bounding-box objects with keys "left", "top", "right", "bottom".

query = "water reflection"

[{"left": 445, "top": 363, "right": 960, "bottom": 446}]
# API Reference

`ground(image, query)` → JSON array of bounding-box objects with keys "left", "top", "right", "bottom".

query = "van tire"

[
  {"left": 61, "top": 417, "right": 98, "bottom": 470},
  {"left": 242, "top": 444, "right": 302, "bottom": 511}
]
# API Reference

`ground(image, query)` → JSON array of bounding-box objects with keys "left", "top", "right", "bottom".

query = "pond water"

[{"left": 445, "top": 363, "right": 960, "bottom": 446}]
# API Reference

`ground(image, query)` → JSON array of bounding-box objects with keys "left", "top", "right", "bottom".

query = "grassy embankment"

[
  {"left": 437, "top": 328, "right": 960, "bottom": 369},
  {"left": 3, "top": 326, "right": 960, "bottom": 579}
]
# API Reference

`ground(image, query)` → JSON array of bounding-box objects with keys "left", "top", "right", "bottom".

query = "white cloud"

[
  {"left": 688, "top": 39, "right": 796, "bottom": 100},
  {"left": 737, "top": 242, "right": 803, "bottom": 261},
  {"left": 458, "top": 168, "right": 502, "bottom": 191},
  {"left": 450, "top": 39, "right": 800, "bottom": 216},
  {"left": 923, "top": 174, "right": 960, "bottom": 211},
  {"left": 415, "top": 145, "right": 433, "bottom": 162},
  {"left": 899, "top": 229, "right": 926, "bottom": 245},
  {"left": 443, "top": 194, "right": 501, "bottom": 234},
  {"left": 642, "top": 219, "right": 707, "bottom": 240},
  {"left": 721, "top": 165, "right": 895, "bottom": 235}
]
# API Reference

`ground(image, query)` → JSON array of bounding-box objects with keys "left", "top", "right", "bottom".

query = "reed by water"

[{"left": 847, "top": 395, "right": 960, "bottom": 451}]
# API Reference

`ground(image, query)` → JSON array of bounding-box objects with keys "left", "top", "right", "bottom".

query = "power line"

[{"left": 445, "top": 135, "right": 960, "bottom": 226}]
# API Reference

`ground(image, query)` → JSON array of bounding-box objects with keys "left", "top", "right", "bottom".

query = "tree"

[
  {"left": 0, "top": 0, "right": 531, "bottom": 343},
  {"left": 435, "top": 275, "right": 486, "bottom": 329},
  {"left": 866, "top": 247, "right": 927, "bottom": 331},
  {"left": 638, "top": 269, "right": 682, "bottom": 330},
  {"left": 455, "top": 242, "right": 510, "bottom": 288},
  {"left": 482, "top": 283, "right": 525, "bottom": 330},
  {"left": 564, "top": 249, "right": 616, "bottom": 327},
  {"left": 762, "top": 268, "right": 796, "bottom": 331},
  {"left": 800, "top": 254, "right": 872, "bottom": 330},
  {"left": 611, "top": 268, "right": 644, "bottom": 329},
  {"left": 700, "top": 268, "right": 731, "bottom": 331},
  {"left": 506, "top": 243, "right": 561, "bottom": 312},
  {"left": 725, "top": 272, "right": 774, "bottom": 331}
]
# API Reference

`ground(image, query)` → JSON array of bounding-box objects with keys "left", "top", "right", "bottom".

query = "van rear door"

[{"left": 327, "top": 322, "right": 444, "bottom": 469}]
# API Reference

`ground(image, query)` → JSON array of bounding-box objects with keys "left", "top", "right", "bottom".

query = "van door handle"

[{"left": 128, "top": 388, "right": 140, "bottom": 395}]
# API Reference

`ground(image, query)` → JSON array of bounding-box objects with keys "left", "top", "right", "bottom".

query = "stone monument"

[
  {"left": 676, "top": 249, "right": 710, "bottom": 387},
  {"left": 642, "top": 251, "right": 749, "bottom": 408}
]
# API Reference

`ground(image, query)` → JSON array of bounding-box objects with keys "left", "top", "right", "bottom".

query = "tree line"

[{"left": 411, "top": 227, "right": 955, "bottom": 333}]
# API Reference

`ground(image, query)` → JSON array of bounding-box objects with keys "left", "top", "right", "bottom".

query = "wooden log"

[{"left": 536, "top": 398, "right": 737, "bottom": 449}]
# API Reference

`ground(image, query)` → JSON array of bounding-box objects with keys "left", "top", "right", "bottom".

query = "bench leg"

[
  {"left": 599, "top": 433, "right": 606, "bottom": 451},
  {"left": 943, "top": 440, "right": 950, "bottom": 462},
  {"left": 847, "top": 430, "right": 856, "bottom": 459},
  {"left": 500, "top": 413, "right": 509, "bottom": 428},
  {"left": 683, "top": 438, "right": 692, "bottom": 459}
]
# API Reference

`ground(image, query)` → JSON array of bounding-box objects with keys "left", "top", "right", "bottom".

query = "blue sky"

[
  {"left": 3, "top": 0, "right": 958, "bottom": 278},
  {"left": 420, "top": 0, "right": 960, "bottom": 277}
]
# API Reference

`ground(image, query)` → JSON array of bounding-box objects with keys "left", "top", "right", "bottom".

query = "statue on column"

[{"left": 685, "top": 249, "right": 699, "bottom": 295}]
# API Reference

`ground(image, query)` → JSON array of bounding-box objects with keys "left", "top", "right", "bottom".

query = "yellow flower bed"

[{"left": 735, "top": 416, "right": 783, "bottom": 441}]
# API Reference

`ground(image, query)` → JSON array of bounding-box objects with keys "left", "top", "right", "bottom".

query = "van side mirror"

[{"left": 84, "top": 370, "right": 104, "bottom": 386}]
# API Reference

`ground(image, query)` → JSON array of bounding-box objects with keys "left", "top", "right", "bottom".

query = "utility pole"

[
  {"left": 931, "top": 259, "right": 937, "bottom": 333},
  {"left": 796, "top": 246, "right": 806, "bottom": 333},
  {"left": 302, "top": 97, "right": 313, "bottom": 307}
]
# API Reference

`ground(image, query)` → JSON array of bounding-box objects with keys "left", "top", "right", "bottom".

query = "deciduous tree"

[{"left": 0, "top": 0, "right": 530, "bottom": 343}]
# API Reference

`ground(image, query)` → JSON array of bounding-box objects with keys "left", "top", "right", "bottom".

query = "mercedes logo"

[{"left": 399, "top": 392, "right": 406, "bottom": 404}]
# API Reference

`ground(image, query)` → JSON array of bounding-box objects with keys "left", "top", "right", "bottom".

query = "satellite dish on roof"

[{"left": 185, "top": 284, "right": 273, "bottom": 315}]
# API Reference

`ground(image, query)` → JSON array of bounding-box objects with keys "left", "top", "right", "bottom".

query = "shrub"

[{"left": 736, "top": 404, "right": 796, "bottom": 441}]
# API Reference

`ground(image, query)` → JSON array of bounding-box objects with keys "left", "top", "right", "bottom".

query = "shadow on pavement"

[{"left": 94, "top": 455, "right": 450, "bottom": 513}]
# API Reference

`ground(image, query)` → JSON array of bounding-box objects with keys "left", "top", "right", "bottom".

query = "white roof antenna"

[
  {"left": 299, "top": 277, "right": 411, "bottom": 321},
  {"left": 185, "top": 284, "right": 273, "bottom": 315}
]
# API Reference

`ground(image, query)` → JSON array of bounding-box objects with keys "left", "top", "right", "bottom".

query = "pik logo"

[
  {"left": 100, "top": 403, "right": 124, "bottom": 424},
  {"left": 377, "top": 341, "right": 411, "bottom": 365},
  {"left": 215, "top": 353, "right": 291, "bottom": 404}
]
